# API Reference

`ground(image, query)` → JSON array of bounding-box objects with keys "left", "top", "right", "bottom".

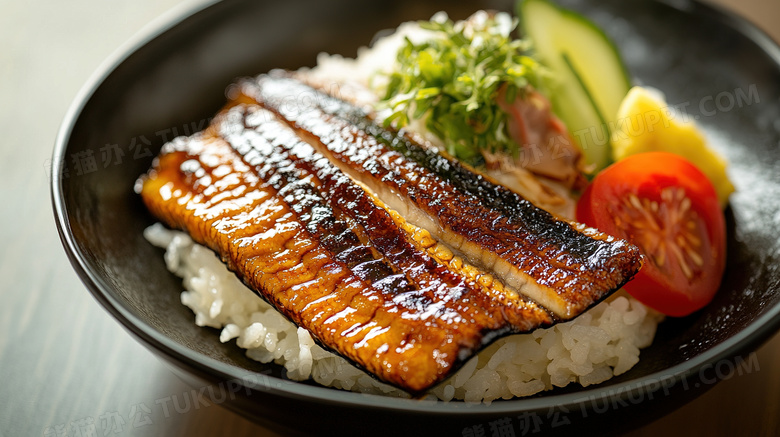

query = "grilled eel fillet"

[
  {"left": 230, "top": 72, "right": 643, "bottom": 319},
  {"left": 139, "top": 75, "right": 642, "bottom": 394}
]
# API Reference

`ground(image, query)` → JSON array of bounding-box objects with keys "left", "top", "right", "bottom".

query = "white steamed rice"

[{"left": 145, "top": 223, "right": 662, "bottom": 402}]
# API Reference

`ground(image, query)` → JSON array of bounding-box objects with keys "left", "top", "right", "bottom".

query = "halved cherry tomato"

[{"left": 576, "top": 152, "right": 726, "bottom": 317}]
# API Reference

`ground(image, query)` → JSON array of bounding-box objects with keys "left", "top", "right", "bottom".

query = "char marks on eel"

[
  {"left": 234, "top": 72, "right": 643, "bottom": 319},
  {"left": 140, "top": 74, "right": 642, "bottom": 393}
]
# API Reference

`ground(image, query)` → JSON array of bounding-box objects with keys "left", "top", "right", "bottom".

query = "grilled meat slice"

[
  {"left": 231, "top": 73, "right": 643, "bottom": 319},
  {"left": 140, "top": 104, "right": 554, "bottom": 394}
]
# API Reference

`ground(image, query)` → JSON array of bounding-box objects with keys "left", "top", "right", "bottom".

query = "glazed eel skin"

[
  {"left": 140, "top": 74, "right": 642, "bottom": 394},
  {"left": 231, "top": 72, "right": 643, "bottom": 319}
]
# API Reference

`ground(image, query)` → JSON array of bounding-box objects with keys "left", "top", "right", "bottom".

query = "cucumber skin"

[
  {"left": 517, "top": 0, "right": 631, "bottom": 104},
  {"left": 543, "top": 2, "right": 632, "bottom": 94}
]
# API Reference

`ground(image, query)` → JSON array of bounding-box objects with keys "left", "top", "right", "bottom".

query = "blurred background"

[{"left": 1, "top": 0, "right": 778, "bottom": 436}]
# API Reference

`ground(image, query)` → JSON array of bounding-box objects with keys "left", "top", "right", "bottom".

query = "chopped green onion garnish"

[{"left": 376, "top": 12, "right": 546, "bottom": 164}]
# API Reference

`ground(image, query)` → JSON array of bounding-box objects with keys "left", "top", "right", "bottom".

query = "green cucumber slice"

[{"left": 518, "top": 0, "right": 631, "bottom": 171}]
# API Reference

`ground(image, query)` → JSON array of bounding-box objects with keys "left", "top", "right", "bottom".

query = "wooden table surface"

[{"left": 2, "top": 0, "right": 778, "bottom": 436}]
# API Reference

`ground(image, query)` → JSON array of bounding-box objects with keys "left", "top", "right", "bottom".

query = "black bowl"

[{"left": 52, "top": 0, "right": 780, "bottom": 435}]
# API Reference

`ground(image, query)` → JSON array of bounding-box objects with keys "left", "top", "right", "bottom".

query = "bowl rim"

[{"left": 51, "top": 0, "right": 780, "bottom": 415}]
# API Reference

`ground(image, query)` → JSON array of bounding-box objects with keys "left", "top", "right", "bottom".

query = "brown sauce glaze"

[
  {"left": 140, "top": 104, "right": 554, "bottom": 394},
  {"left": 235, "top": 73, "right": 642, "bottom": 319}
]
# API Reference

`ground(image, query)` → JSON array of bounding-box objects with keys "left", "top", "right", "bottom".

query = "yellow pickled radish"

[{"left": 611, "top": 86, "right": 734, "bottom": 207}]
